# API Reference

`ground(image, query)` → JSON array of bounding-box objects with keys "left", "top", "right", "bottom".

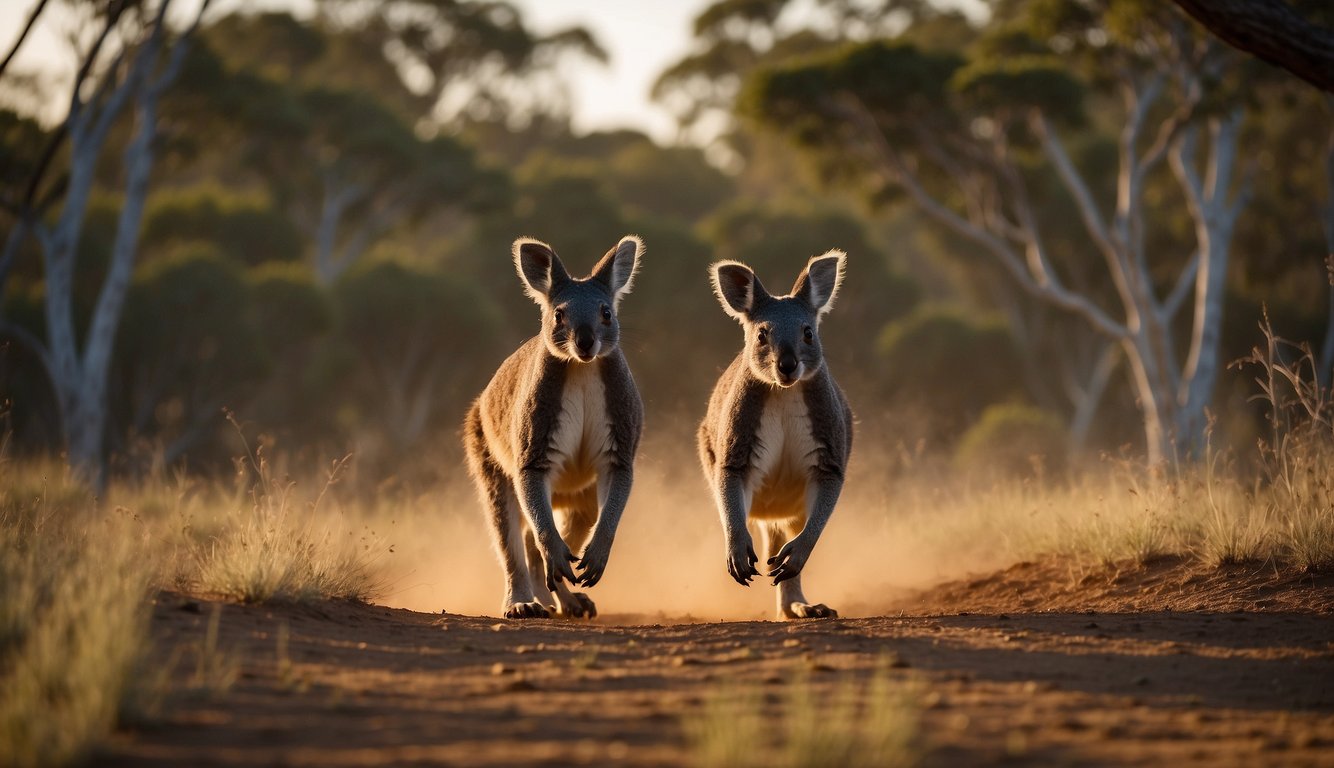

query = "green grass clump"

[{"left": 684, "top": 668, "right": 921, "bottom": 768}]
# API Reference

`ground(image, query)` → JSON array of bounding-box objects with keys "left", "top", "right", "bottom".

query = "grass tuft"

[
  {"left": 186, "top": 418, "right": 387, "bottom": 603},
  {"left": 684, "top": 666, "right": 921, "bottom": 768},
  {"left": 0, "top": 503, "right": 156, "bottom": 767}
]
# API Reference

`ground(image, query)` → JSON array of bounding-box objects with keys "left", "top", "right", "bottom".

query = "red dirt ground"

[{"left": 95, "top": 557, "right": 1334, "bottom": 767}]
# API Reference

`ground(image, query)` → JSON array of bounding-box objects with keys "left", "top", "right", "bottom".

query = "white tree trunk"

[
  {"left": 1171, "top": 112, "right": 1246, "bottom": 452},
  {"left": 28, "top": 0, "right": 208, "bottom": 487},
  {"left": 842, "top": 55, "right": 1248, "bottom": 465}
]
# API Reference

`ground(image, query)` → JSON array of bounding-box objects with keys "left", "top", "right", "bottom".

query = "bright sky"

[{"left": 0, "top": 0, "right": 712, "bottom": 143}]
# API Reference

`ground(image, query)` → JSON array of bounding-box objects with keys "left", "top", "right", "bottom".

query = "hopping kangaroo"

[
  {"left": 698, "top": 252, "right": 852, "bottom": 620},
  {"left": 464, "top": 236, "right": 644, "bottom": 619}
]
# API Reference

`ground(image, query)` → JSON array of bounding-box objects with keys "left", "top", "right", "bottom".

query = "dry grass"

[
  {"left": 178, "top": 418, "right": 390, "bottom": 603},
  {"left": 0, "top": 463, "right": 158, "bottom": 768},
  {"left": 0, "top": 433, "right": 391, "bottom": 765},
  {"left": 684, "top": 667, "right": 921, "bottom": 768}
]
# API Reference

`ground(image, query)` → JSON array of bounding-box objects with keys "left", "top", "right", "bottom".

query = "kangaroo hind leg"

[
  {"left": 465, "top": 404, "right": 549, "bottom": 619},
  {"left": 763, "top": 519, "right": 837, "bottom": 620},
  {"left": 548, "top": 485, "right": 599, "bottom": 619}
]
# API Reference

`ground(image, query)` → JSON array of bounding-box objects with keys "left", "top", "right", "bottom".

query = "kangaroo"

[
  {"left": 464, "top": 235, "right": 644, "bottom": 619},
  {"left": 698, "top": 251, "right": 852, "bottom": 620}
]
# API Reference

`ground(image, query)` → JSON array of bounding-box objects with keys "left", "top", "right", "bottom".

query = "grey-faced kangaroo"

[
  {"left": 464, "top": 236, "right": 644, "bottom": 619},
  {"left": 698, "top": 251, "right": 852, "bottom": 620}
]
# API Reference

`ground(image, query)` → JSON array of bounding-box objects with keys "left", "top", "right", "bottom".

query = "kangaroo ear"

[
  {"left": 513, "top": 237, "right": 569, "bottom": 304},
  {"left": 792, "top": 249, "right": 846, "bottom": 317},
  {"left": 711, "top": 261, "right": 767, "bottom": 320},
  {"left": 592, "top": 235, "right": 643, "bottom": 307}
]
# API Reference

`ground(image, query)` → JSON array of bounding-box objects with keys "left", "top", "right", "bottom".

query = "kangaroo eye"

[
  {"left": 553, "top": 309, "right": 564, "bottom": 325},
  {"left": 803, "top": 326, "right": 814, "bottom": 343},
  {"left": 757, "top": 328, "right": 768, "bottom": 345},
  {"left": 601, "top": 305, "right": 612, "bottom": 322}
]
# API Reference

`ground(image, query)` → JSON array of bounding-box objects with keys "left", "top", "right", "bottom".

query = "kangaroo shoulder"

[{"left": 802, "top": 367, "right": 852, "bottom": 459}]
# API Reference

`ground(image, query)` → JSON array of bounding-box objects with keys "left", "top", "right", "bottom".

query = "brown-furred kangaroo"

[
  {"left": 464, "top": 236, "right": 644, "bottom": 619},
  {"left": 698, "top": 251, "right": 852, "bottom": 619}
]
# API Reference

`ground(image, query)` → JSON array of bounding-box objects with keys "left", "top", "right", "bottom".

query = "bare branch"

[
  {"left": 148, "top": 0, "right": 213, "bottom": 97},
  {"left": 843, "top": 96, "right": 1127, "bottom": 339},
  {"left": 1163, "top": 251, "right": 1201, "bottom": 319},
  {"left": 0, "top": 0, "right": 51, "bottom": 82},
  {"left": 1031, "top": 113, "right": 1119, "bottom": 261},
  {"left": 1169, "top": 123, "right": 1205, "bottom": 218}
]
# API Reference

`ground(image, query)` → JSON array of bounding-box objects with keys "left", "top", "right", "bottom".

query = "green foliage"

[
  {"left": 742, "top": 41, "right": 960, "bottom": 140},
  {"left": 0, "top": 109, "right": 48, "bottom": 193},
  {"left": 604, "top": 143, "right": 736, "bottom": 224},
  {"left": 876, "top": 305, "right": 1023, "bottom": 439},
  {"left": 955, "top": 403, "right": 1069, "bottom": 478},
  {"left": 247, "top": 263, "right": 332, "bottom": 347},
  {"left": 142, "top": 187, "right": 303, "bottom": 267},
  {"left": 684, "top": 670, "right": 922, "bottom": 768},
  {"left": 115, "top": 247, "right": 271, "bottom": 456},
  {"left": 335, "top": 259, "right": 495, "bottom": 341},
  {"left": 331, "top": 259, "right": 504, "bottom": 453},
  {"left": 506, "top": 158, "right": 631, "bottom": 263},
  {"left": 120, "top": 246, "right": 270, "bottom": 384},
  {"left": 951, "top": 55, "right": 1085, "bottom": 125}
]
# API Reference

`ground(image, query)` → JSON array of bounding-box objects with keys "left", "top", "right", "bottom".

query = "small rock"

[{"left": 491, "top": 662, "right": 512, "bottom": 676}]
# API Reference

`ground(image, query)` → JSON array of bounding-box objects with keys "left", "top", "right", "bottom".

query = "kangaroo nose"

[
  {"left": 777, "top": 354, "right": 798, "bottom": 376},
  {"left": 575, "top": 329, "right": 597, "bottom": 354}
]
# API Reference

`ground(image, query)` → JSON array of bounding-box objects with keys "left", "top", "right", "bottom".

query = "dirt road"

[{"left": 97, "top": 559, "right": 1334, "bottom": 767}]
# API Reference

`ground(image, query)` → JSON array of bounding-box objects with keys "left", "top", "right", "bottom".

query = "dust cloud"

[{"left": 374, "top": 421, "right": 1011, "bottom": 622}]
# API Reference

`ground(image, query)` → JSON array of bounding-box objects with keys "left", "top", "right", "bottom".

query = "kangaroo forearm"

[
  {"left": 801, "top": 476, "right": 843, "bottom": 542},
  {"left": 719, "top": 473, "right": 749, "bottom": 539},
  {"left": 516, "top": 470, "right": 558, "bottom": 540},
  {"left": 592, "top": 467, "right": 634, "bottom": 542}
]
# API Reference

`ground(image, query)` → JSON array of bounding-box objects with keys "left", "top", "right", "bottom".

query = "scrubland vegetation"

[
  {"left": 1, "top": 316, "right": 1330, "bottom": 762},
  {"left": 2, "top": 0, "right": 1333, "bottom": 763},
  {"left": 685, "top": 669, "right": 921, "bottom": 768}
]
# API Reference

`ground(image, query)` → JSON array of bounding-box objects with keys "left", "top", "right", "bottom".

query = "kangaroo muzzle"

[
  {"left": 573, "top": 327, "right": 599, "bottom": 361},
  {"left": 776, "top": 350, "right": 800, "bottom": 386}
]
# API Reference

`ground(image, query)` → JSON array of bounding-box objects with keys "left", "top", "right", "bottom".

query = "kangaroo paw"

[
  {"left": 783, "top": 602, "right": 838, "bottom": 620},
  {"left": 555, "top": 591, "right": 598, "bottom": 619},
  {"left": 503, "top": 601, "right": 552, "bottom": 619}
]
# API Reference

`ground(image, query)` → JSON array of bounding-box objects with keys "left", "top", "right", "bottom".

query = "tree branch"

[
  {"left": 1031, "top": 113, "right": 1120, "bottom": 262},
  {"left": 1170, "top": 0, "right": 1334, "bottom": 93},
  {"left": 1163, "top": 251, "right": 1200, "bottom": 319},
  {"left": 0, "top": 0, "right": 50, "bottom": 82},
  {"left": 843, "top": 96, "right": 1127, "bottom": 339}
]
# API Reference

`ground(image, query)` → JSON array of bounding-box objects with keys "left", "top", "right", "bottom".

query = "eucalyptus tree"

[
  {"left": 320, "top": 0, "right": 607, "bottom": 126},
  {"left": 0, "top": 0, "right": 212, "bottom": 486},
  {"left": 743, "top": 1, "right": 1255, "bottom": 463}
]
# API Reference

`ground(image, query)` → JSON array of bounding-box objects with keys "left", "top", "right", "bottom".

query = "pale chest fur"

[
  {"left": 747, "top": 386, "right": 818, "bottom": 520},
  {"left": 547, "top": 362, "right": 614, "bottom": 494}
]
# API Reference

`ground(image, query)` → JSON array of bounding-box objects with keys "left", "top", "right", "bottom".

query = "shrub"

[{"left": 955, "top": 403, "right": 1068, "bottom": 478}]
